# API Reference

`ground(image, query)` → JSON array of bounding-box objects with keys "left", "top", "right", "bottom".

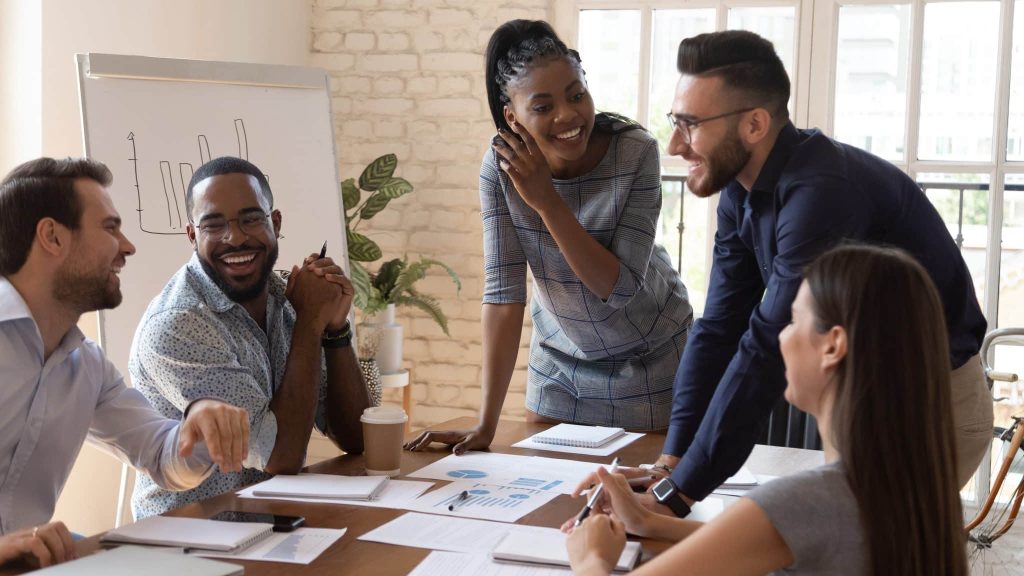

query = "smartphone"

[{"left": 209, "top": 511, "right": 305, "bottom": 532}]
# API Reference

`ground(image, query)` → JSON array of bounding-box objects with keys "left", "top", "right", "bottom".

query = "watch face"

[{"left": 652, "top": 478, "right": 674, "bottom": 500}]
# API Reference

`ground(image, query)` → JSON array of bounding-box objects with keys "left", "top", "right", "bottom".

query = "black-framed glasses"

[
  {"left": 197, "top": 211, "right": 272, "bottom": 241},
  {"left": 666, "top": 108, "right": 756, "bottom": 144}
]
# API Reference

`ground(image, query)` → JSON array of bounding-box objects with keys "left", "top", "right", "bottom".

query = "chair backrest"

[{"left": 759, "top": 397, "right": 822, "bottom": 450}]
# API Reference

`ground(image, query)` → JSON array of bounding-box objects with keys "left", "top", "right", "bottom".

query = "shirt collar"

[
  {"left": 185, "top": 253, "right": 286, "bottom": 314},
  {"left": 0, "top": 276, "right": 85, "bottom": 354},
  {"left": 750, "top": 121, "right": 801, "bottom": 195}
]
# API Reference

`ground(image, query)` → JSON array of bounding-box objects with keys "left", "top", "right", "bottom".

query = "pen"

[
  {"left": 574, "top": 457, "right": 620, "bottom": 527},
  {"left": 448, "top": 490, "right": 469, "bottom": 511},
  {"left": 318, "top": 241, "right": 327, "bottom": 260}
]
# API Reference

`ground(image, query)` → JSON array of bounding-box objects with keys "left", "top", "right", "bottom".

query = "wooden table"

[{"left": 9, "top": 418, "right": 823, "bottom": 575}]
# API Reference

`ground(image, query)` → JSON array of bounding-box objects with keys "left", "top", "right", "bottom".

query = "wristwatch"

[
  {"left": 322, "top": 323, "right": 352, "bottom": 349},
  {"left": 651, "top": 477, "right": 692, "bottom": 518}
]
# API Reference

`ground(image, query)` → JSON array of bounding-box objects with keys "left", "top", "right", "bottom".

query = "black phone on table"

[{"left": 209, "top": 511, "right": 305, "bottom": 532}]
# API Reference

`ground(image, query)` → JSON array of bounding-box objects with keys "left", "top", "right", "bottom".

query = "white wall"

[{"left": 5, "top": 0, "right": 312, "bottom": 535}]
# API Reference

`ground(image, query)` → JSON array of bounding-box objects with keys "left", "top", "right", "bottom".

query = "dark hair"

[
  {"left": 484, "top": 19, "right": 584, "bottom": 133},
  {"left": 186, "top": 156, "right": 272, "bottom": 221},
  {"left": 804, "top": 244, "right": 967, "bottom": 575},
  {"left": 677, "top": 30, "right": 790, "bottom": 122},
  {"left": 0, "top": 157, "right": 112, "bottom": 276}
]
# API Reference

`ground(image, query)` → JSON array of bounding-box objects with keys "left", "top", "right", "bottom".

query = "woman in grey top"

[
  {"left": 566, "top": 244, "right": 968, "bottom": 575},
  {"left": 407, "top": 21, "right": 692, "bottom": 453}
]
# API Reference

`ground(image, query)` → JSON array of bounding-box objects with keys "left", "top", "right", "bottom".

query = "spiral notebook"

[
  {"left": 530, "top": 424, "right": 626, "bottom": 448},
  {"left": 491, "top": 528, "right": 641, "bottom": 571},
  {"left": 101, "top": 516, "right": 273, "bottom": 552}
]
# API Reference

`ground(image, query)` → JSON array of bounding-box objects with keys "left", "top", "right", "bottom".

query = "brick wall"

[{"left": 311, "top": 0, "right": 551, "bottom": 431}]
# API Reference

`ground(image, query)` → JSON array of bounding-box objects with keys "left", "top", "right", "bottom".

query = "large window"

[{"left": 573, "top": 0, "right": 1024, "bottom": 506}]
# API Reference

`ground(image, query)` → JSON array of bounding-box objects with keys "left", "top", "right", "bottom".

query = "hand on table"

[
  {"left": 403, "top": 425, "right": 494, "bottom": 455},
  {"left": 566, "top": 514, "right": 625, "bottom": 576},
  {"left": 0, "top": 522, "right": 75, "bottom": 568},
  {"left": 181, "top": 399, "right": 250, "bottom": 472}
]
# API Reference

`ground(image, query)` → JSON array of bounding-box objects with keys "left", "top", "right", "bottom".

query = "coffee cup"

[{"left": 361, "top": 405, "right": 407, "bottom": 476}]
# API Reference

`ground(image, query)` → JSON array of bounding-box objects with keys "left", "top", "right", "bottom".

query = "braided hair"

[{"left": 484, "top": 20, "right": 584, "bottom": 133}]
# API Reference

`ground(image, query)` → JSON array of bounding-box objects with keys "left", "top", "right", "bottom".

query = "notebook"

[
  {"left": 101, "top": 516, "right": 272, "bottom": 552},
  {"left": 32, "top": 546, "right": 243, "bottom": 575},
  {"left": 491, "top": 528, "right": 641, "bottom": 572},
  {"left": 531, "top": 423, "right": 626, "bottom": 448},
  {"left": 249, "top": 473, "right": 389, "bottom": 501}
]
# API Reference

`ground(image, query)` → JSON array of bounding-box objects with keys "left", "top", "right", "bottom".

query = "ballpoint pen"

[
  {"left": 318, "top": 241, "right": 327, "bottom": 260},
  {"left": 448, "top": 490, "right": 470, "bottom": 511},
  {"left": 574, "top": 457, "right": 620, "bottom": 527}
]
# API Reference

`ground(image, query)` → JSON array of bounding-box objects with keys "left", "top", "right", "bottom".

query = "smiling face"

[
  {"left": 502, "top": 56, "right": 596, "bottom": 174},
  {"left": 53, "top": 178, "right": 136, "bottom": 312},
  {"left": 186, "top": 173, "right": 280, "bottom": 303},
  {"left": 779, "top": 281, "right": 837, "bottom": 417},
  {"left": 667, "top": 75, "right": 752, "bottom": 198}
]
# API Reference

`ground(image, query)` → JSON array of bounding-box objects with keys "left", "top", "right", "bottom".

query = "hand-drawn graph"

[
  {"left": 128, "top": 118, "right": 253, "bottom": 235},
  {"left": 433, "top": 485, "right": 541, "bottom": 510}
]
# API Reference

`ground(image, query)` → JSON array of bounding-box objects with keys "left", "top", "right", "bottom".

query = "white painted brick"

[
  {"left": 310, "top": 53, "right": 356, "bottom": 71},
  {"left": 422, "top": 52, "right": 481, "bottom": 72},
  {"left": 413, "top": 187, "right": 477, "bottom": 208},
  {"left": 436, "top": 163, "right": 482, "bottom": 187},
  {"left": 401, "top": 208, "right": 431, "bottom": 228},
  {"left": 412, "top": 30, "right": 444, "bottom": 52},
  {"left": 426, "top": 340, "right": 471, "bottom": 363},
  {"left": 331, "top": 97, "right": 353, "bottom": 114},
  {"left": 345, "top": 31, "right": 376, "bottom": 51},
  {"left": 409, "top": 230, "right": 480, "bottom": 254},
  {"left": 360, "top": 54, "right": 418, "bottom": 72},
  {"left": 396, "top": 163, "right": 435, "bottom": 185},
  {"left": 408, "top": 120, "right": 440, "bottom": 138},
  {"left": 344, "top": 0, "right": 378, "bottom": 8},
  {"left": 406, "top": 76, "right": 438, "bottom": 95},
  {"left": 417, "top": 98, "right": 481, "bottom": 117},
  {"left": 414, "top": 405, "right": 478, "bottom": 429},
  {"left": 365, "top": 10, "right": 427, "bottom": 29},
  {"left": 412, "top": 140, "right": 477, "bottom": 162},
  {"left": 444, "top": 319, "right": 481, "bottom": 343},
  {"left": 372, "top": 230, "right": 409, "bottom": 252},
  {"left": 312, "top": 9, "right": 362, "bottom": 28},
  {"left": 340, "top": 119, "right": 373, "bottom": 138},
  {"left": 374, "top": 120, "right": 404, "bottom": 138},
  {"left": 313, "top": 31, "right": 343, "bottom": 52},
  {"left": 377, "top": 32, "right": 411, "bottom": 51},
  {"left": 351, "top": 97, "right": 415, "bottom": 115},
  {"left": 441, "top": 29, "right": 478, "bottom": 52},
  {"left": 372, "top": 76, "right": 404, "bottom": 94},
  {"left": 429, "top": 8, "right": 474, "bottom": 27},
  {"left": 417, "top": 362, "right": 479, "bottom": 384},
  {"left": 437, "top": 76, "right": 473, "bottom": 96}
]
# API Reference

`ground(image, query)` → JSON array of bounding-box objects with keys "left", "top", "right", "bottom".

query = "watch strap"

[{"left": 322, "top": 322, "right": 352, "bottom": 349}]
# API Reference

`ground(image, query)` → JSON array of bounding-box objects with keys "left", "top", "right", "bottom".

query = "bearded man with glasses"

[
  {"left": 570, "top": 30, "right": 991, "bottom": 523},
  {"left": 128, "top": 156, "right": 370, "bottom": 519}
]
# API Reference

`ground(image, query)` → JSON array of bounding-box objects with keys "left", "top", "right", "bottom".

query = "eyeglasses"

[
  {"left": 197, "top": 211, "right": 271, "bottom": 240},
  {"left": 665, "top": 108, "right": 756, "bottom": 144}
]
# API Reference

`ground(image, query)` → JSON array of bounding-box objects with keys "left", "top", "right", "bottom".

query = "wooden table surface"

[{"left": 7, "top": 417, "right": 823, "bottom": 575}]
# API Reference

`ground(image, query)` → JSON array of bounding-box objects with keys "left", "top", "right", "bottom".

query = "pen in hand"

[
  {"left": 574, "top": 457, "right": 620, "bottom": 527},
  {"left": 448, "top": 490, "right": 470, "bottom": 511},
  {"left": 318, "top": 241, "right": 327, "bottom": 260}
]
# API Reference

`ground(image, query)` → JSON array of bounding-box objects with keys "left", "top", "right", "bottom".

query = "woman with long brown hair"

[{"left": 567, "top": 243, "right": 968, "bottom": 575}]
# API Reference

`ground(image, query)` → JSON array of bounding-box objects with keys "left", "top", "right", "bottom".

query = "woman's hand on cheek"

[{"left": 492, "top": 122, "right": 561, "bottom": 215}]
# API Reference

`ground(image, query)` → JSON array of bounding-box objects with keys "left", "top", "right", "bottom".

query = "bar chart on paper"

[{"left": 410, "top": 481, "right": 558, "bottom": 522}]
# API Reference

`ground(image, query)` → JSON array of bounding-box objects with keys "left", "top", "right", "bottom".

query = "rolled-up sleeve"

[
  {"left": 480, "top": 148, "right": 528, "bottom": 305},
  {"left": 603, "top": 139, "right": 662, "bottom": 309},
  {"left": 133, "top": 309, "right": 276, "bottom": 470}
]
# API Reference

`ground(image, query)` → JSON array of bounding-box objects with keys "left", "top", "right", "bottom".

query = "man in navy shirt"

[{"left": 637, "top": 30, "right": 991, "bottom": 516}]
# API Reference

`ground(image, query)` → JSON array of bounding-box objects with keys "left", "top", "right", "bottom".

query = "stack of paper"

[
  {"left": 33, "top": 546, "right": 242, "bottom": 576},
  {"left": 491, "top": 527, "right": 641, "bottom": 571},
  {"left": 101, "top": 516, "right": 272, "bottom": 552},
  {"left": 248, "top": 473, "right": 388, "bottom": 501},
  {"left": 531, "top": 424, "right": 625, "bottom": 448}
]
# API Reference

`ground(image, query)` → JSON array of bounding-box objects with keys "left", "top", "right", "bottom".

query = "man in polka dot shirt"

[{"left": 129, "top": 157, "right": 370, "bottom": 518}]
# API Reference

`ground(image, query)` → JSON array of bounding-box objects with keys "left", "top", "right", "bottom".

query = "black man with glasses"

[
  {"left": 573, "top": 30, "right": 990, "bottom": 519},
  {"left": 128, "top": 156, "right": 370, "bottom": 519}
]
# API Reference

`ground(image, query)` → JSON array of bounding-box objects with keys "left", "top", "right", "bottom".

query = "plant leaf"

[
  {"left": 372, "top": 258, "right": 406, "bottom": 300},
  {"left": 359, "top": 154, "right": 397, "bottom": 191},
  {"left": 393, "top": 293, "right": 450, "bottom": 336},
  {"left": 347, "top": 229, "right": 382, "bottom": 262},
  {"left": 341, "top": 178, "right": 360, "bottom": 212},
  {"left": 359, "top": 193, "right": 392, "bottom": 220},
  {"left": 350, "top": 261, "right": 371, "bottom": 310},
  {"left": 378, "top": 177, "right": 413, "bottom": 199},
  {"left": 393, "top": 257, "right": 462, "bottom": 298}
]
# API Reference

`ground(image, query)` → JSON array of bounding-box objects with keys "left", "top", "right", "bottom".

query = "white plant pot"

[{"left": 366, "top": 304, "right": 403, "bottom": 375}]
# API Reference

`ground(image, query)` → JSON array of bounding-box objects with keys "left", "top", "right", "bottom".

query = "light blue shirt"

[{"left": 0, "top": 277, "right": 213, "bottom": 534}]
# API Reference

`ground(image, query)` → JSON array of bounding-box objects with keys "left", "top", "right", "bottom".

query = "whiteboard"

[{"left": 77, "top": 53, "right": 347, "bottom": 382}]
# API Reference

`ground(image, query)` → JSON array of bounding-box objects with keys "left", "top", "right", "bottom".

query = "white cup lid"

[{"left": 360, "top": 405, "right": 408, "bottom": 424}]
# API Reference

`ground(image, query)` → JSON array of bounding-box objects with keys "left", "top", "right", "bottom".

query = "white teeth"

[
  {"left": 554, "top": 127, "right": 582, "bottom": 140},
  {"left": 222, "top": 254, "right": 256, "bottom": 265},
  {"left": 112, "top": 266, "right": 122, "bottom": 274}
]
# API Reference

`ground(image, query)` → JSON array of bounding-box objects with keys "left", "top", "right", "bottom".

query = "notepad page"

[
  {"left": 531, "top": 424, "right": 625, "bottom": 448},
  {"left": 250, "top": 473, "right": 388, "bottom": 500},
  {"left": 101, "top": 516, "right": 272, "bottom": 551},
  {"left": 491, "top": 527, "right": 640, "bottom": 572}
]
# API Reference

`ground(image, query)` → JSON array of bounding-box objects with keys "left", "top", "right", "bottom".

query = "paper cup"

[{"left": 361, "top": 405, "right": 407, "bottom": 476}]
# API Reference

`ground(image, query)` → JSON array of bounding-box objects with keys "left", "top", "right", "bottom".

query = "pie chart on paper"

[{"left": 447, "top": 469, "right": 487, "bottom": 479}]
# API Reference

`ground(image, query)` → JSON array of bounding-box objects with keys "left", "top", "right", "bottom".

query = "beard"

[
  {"left": 198, "top": 243, "right": 279, "bottom": 303},
  {"left": 53, "top": 257, "right": 121, "bottom": 312},
  {"left": 686, "top": 130, "right": 751, "bottom": 198}
]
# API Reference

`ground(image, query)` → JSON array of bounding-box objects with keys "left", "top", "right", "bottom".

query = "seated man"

[
  {"left": 0, "top": 157, "right": 249, "bottom": 568},
  {"left": 130, "top": 156, "right": 370, "bottom": 518}
]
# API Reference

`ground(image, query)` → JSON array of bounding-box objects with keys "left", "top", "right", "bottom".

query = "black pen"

[
  {"left": 574, "top": 457, "right": 620, "bottom": 527},
  {"left": 448, "top": 490, "right": 470, "bottom": 511},
  {"left": 318, "top": 241, "right": 327, "bottom": 260}
]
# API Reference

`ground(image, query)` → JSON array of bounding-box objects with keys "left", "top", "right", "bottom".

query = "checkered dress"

[{"left": 480, "top": 116, "right": 693, "bottom": 430}]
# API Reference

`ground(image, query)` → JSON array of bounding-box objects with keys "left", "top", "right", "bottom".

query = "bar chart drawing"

[
  {"left": 434, "top": 484, "right": 542, "bottom": 510},
  {"left": 447, "top": 470, "right": 488, "bottom": 480},
  {"left": 128, "top": 118, "right": 253, "bottom": 235}
]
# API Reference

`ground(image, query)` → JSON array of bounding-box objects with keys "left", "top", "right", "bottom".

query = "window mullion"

[
  {"left": 905, "top": 0, "right": 926, "bottom": 173},
  {"left": 638, "top": 6, "right": 653, "bottom": 126}
]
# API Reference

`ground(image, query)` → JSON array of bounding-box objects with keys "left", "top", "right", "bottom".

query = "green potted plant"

[{"left": 342, "top": 154, "right": 461, "bottom": 375}]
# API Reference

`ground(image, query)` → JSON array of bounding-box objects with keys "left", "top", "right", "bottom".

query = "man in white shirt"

[{"left": 0, "top": 157, "right": 251, "bottom": 569}]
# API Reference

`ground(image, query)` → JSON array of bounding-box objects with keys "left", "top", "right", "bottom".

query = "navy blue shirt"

[{"left": 665, "top": 123, "right": 987, "bottom": 500}]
